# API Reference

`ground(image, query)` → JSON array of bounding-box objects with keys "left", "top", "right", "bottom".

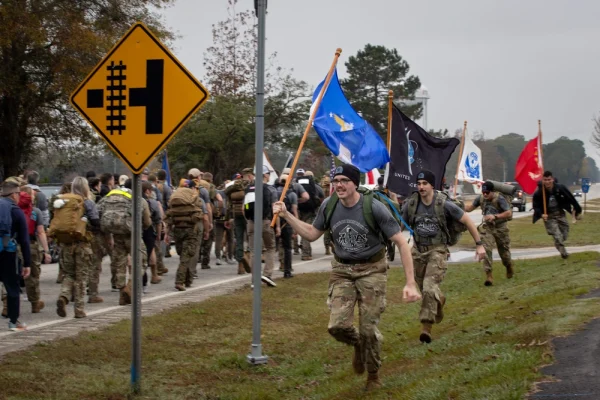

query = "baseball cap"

[
  {"left": 296, "top": 168, "right": 305, "bottom": 175},
  {"left": 142, "top": 167, "right": 150, "bottom": 175},
  {"left": 188, "top": 168, "right": 202, "bottom": 178},
  {"left": 282, "top": 168, "right": 291, "bottom": 175},
  {"left": 232, "top": 173, "right": 241, "bottom": 180},
  {"left": 262, "top": 165, "right": 270, "bottom": 175},
  {"left": 119, "top": 175, "right": 129, "bottom": 186},
  {"left": 242, "top": 167, "right": 254, "bottom": 174}
]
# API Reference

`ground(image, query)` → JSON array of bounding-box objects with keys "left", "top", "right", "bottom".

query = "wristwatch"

[{"left": 475, "top": 241, "right": 483, "bottom": 246}]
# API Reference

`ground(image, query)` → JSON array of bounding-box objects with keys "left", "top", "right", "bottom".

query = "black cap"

[
  {"left": 333, "top": 164, "right": 360, "bottom": 187},
  {"left": 482, "top": 181, "right": 494, "bottom": 192},
  {"left": 416, "top": 170, "right": 435, "bottom": 186}
]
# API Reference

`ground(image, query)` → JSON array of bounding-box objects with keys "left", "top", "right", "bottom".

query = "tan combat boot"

[
  {"left": 119, "top": 285, "right": 132, "bottom": 305},
  {"left": 485, "top": 271, "right": 493, "bottom": 286},
  {"left": 506, "top": 264, "right": 514, "bottom": 279},
  {"left": 242, "top": 253, "right": 252, "bottom": 273},
  {"left": 238, "top": 262, "right": 246, "bottom": 275},
  {"left": 365, "top": 372, "right": 382, "bottom": 391},
  {"left": 420, "top": 322, "right": 433, "bottom": 343},
  {"left": 74, "top": 309, "right": 87, "bottom": 318},
  {"left": 325, "top": 247, "right": 331, "bottom": 255},
  {"left": 31, "top": 301, "right": 45, "bottom": 313},
  {"left": 88, "top": 296, "right": 104, "bottom": 304},
  {"left": 150, "top": 263, "right": 162, "bottom": 284},
  {"left": 157, "top": 266, "right": 168, "bottom": 275},
  {"left": 56, "top": 296, "right": 68, "bottom": 318}
]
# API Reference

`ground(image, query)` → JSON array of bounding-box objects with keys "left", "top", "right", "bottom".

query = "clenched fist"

[{"left": 273, "top": 201, "right": 288, "bottom": 218}]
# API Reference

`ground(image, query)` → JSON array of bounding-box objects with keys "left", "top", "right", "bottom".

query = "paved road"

[{"left": 1, "top": 184, "right": 598, "bottom": 359}]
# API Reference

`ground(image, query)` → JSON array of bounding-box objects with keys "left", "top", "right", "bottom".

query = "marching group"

[{"left": 0, "top": 161, "right": 582, "bottom": 391}]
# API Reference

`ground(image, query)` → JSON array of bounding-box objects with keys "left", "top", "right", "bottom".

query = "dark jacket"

[
  {"left": 0, "top": 197, "right": 31, "bottom": 267},
  {"left": 532, "top": 179, "right": 582, "bottom": 223},
  {"left": 100, "top": 184, "right": 111, "bottom": 198}
]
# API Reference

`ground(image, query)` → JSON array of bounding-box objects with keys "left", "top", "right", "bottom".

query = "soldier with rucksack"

[
  {"left": 296, "top": 169, "right": 323, "bottom": 260},
  {"left": 50, "top": 177, "right": 100, "bottom": 319},
  {"left": 164, "top": 179, "right": 208, "bottom": 291},
  {"left": 464, "top": 180, "right": 514, "bottom": 286},
  {"left": 225, "top": 171, "right": 251, "bottom": 275},
  {"left": 402, "top": 170, "right": 485, "bottom": 343},
  {"left": 199, "top": 172, "right": 224, "bottom": 269}
]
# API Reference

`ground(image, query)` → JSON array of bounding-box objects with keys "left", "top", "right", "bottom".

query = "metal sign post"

[
  {"left": 131, "top": 174, "right": 142, "bottom": 393},
  {"left": 247, "top": 0, "right": 268, "bottom": 366}
]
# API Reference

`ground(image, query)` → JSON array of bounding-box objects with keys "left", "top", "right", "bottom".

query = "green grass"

[
  {"left": 458, "top": 208, "right": 600, "bottom": 249},
  {"left": 1, "top": 253, "right": 600, "bottom": 399}
]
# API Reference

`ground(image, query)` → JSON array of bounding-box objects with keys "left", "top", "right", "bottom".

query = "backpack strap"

[
  {"left": 376, "top": 193, "right": 414, "bottom": 237},
  {"left": 433, "top": 191, "right": 451, "bottom": 244},
  {"left": 406, "top": 192, "right": 419, "bottom": 228}
]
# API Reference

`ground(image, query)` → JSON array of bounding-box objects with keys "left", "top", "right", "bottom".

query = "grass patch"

[
  {"left": 1, "top": 253, "right": 600, "bottom": 399},
  {"left": 458, "top": 210, "right": 600, "bottom": 249}
]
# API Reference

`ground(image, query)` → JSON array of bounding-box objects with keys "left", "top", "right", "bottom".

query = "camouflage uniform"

[
  {"left": 479, "top": 222, "right": 512, "bottom": 273},
  {"left": 174, "top": 223, "right": 202, "bottom": 285},
  {"left": 88, "top": 233, "right": 107, "bottom": 297},
  {"left": 544, "top": 212, "right": 569, "bottom": 257},
  {"left": 23, "top": 241, "right": 42, "bottom": 304},
  {"left": 411, "top": 245, "right": 447, "bottom": 324},
  {"left": 59, "top": 242, "right": 93, "bottom": 314},
  {"left": 299, "top": 212, "right": 315, "bottom": 258},
  {"left": 200, "top": 227, "right": 214, "bottom": 268},
  {"left": 327, "top": 258, "right": 388, "bottom": 374}
]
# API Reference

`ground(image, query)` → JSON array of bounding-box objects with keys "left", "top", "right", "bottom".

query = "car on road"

[
  {"left": 38, "top": 184, "right": 61, "bottom": 200},
  {"left": 573, "top": 190, "right": 583, "bottom": 198},
  {"left": 506, "top": 182, "right": 527, "bottom": 212}
]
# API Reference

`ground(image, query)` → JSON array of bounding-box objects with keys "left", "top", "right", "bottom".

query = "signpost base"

[{"left": 247, "top": 345, "right": 268, "bottom": 365}]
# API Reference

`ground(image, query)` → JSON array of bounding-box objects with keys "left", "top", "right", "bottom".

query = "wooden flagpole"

[
  {"left": 538, "top": 120, "right": 547, "bottom": 216},
  {"left": 271, "top": 48, "right": 342, "bottom": 227},
  {"left": 387, "top": 90, "right": 393, "bottom": 152},
  {"left": 453, "top": 121, "right": 467, "bottom": 197}
]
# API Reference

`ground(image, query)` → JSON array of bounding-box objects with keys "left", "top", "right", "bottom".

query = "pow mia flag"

[{"left": 385, "top": 104, "right": 460, "bottom": 197}]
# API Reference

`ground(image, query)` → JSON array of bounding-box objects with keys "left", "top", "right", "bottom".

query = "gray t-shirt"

[
  {"left": 199, "top": 187, "right": 211, "bottom": 211},
  {"left": 402, "top": 194, "right": 464, "bottom": 241},
  {"left": 548, "top": 194, "right": 560, "bottom": 213},
  {"left": 313, "top": 194, "right": 400, "bottom": 261},
  {"left": 291, "top": 182, "right": 307, "bottom": 197},
  {"left": 146, "top": 198, "right": 162, "bottom": 225},
  {"left": 472, "top": 194, "right": 510, "bottom": 215},
  {"left": 83, "top": 199, "right": 100, "bottom": 220}
]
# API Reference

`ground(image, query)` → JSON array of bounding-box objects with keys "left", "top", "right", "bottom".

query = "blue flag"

[
  {"left": 161, "top": 150, "right": 172, "bottom": 187},
  {"left": 311, "top": 69, "right": 390, "bottom": 173}
]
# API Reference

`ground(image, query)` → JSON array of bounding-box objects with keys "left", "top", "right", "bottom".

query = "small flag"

[
  {"left": 161, "top": 150, "right": 172, "bottom": 187},
  {"left": 311, "top": 69, "right": 390, "bottom": 172},
  {"left": 456, "top": 131, "right": 483, "bottom": 183},
  {"left": 515, "top": 137, "right": 543, "bottom": 194}
]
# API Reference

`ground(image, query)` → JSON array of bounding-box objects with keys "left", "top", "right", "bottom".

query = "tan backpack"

[
  {"left": 168, "top": 187, "right": 204, "bottom": 228},
  {"left": 48, "top": 193, "right": 88, "bottom": 244}
]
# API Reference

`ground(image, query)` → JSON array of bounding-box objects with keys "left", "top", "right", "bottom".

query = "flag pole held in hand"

[
  {"left": 453, "top": 121, "right": 467, "bottom": 197},
  {"left": 270, "top": 48, "right": 342, "bottom": 228}
]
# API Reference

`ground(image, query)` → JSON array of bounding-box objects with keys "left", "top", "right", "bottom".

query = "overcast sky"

[{"left": 163, "top": 0, "right": 600, "bottom": 163}]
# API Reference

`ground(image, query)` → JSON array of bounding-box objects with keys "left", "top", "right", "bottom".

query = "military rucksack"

[
  {"left": 168, "top": 187, "right": 204, "bottom": 228},
  {"left": 98, "top": 189, "right": 132, "bottom": 235},
  {"left": 479, "top": 192, "right": 513, "bottom": 222},
  {"left": 297, "top": 176, "right": 321, "bottom": 213},
  {"left": 225, "top": 179, "right": 247, "bottom": 217},
  {"left": 244, "top": 182, "right": 273, "bottom": 221},
  {"left": 406, "top": 190, "right": 466, "bottom": 246},
  {"left": 323, "top": 187, "right": 411, "bottom": 246},
  {"left": 48, "top": 193, "right": 88, "bottom": 243}
]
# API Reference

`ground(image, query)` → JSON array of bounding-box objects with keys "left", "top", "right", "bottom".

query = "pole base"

[{"left": 247, "top": 345, "right": 268, "bottom": 365}]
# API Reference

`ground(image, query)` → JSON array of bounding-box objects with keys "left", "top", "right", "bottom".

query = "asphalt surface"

[{"left": 1, "top": 184, "right": 598, "bottom": 397}]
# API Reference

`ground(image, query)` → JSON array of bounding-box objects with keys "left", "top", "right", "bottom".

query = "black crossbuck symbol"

[{"left": 86, "top": 59, "right": 164, "bottom": 135}]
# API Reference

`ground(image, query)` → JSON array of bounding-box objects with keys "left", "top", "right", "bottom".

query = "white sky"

[{"left": 162, "top": 0, "right": 600, "bottom": 163}]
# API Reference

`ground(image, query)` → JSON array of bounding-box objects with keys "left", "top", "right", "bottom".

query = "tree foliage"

[
  {"left": 592, "top": 114, "right": 600, "bottom": 154},
  {"left": 342, "top": 44, "right": 422, "bottom": 135},
  {"left": 0, "top": 0, "right": 175, "bottom": 179}
]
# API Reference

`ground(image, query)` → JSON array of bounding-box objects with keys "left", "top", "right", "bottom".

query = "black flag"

[{"left": 386, "top": 104, "right": 460, "bottom": 197}]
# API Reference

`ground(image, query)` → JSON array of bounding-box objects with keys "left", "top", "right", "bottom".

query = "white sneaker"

[
  {"left": 8, "top": 320, "right": 27, "bottom": 332},
  {"left": 216, "top": 258, "right": 222, "bottom": 265},
  {"left": 261, "top": 276, "right": 277, "bottom": 287}
]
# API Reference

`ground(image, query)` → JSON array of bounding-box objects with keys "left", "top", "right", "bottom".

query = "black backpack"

[
  {"left": 244, "top": 183, "right": 273, "bottom": 221},
  {"left": 297, "top": 176, "right": 321, "bottom": 212},
  {"left": 276, "top": 185, "right": 293, "bottom": 213}
]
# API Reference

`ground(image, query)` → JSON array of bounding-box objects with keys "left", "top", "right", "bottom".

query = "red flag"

[{"left": 515, "top": 137, "right": 543, "bottom": 194}]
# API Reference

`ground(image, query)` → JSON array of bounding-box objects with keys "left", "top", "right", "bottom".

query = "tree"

[
  {"left": 342, "top": 44, "right": 422, "bottom": 136},
  {"left": 168, "top": 0, "right": 312, "bottom": 183},
  {"left": 0, "top": 0, "right": 174, "bottom": 179},
  {"left": 544, "top": 137, "right": 586, "bottom": 185}
]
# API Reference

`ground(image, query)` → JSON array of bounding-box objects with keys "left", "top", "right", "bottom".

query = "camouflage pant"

[
  {"left": 154, "top": 228, "right": 166, "bottom": 273},
  {"left": 544, "top": 212, "right": 569, "bottom": 256},
  {"left": 59, "top": 242, "right": 93, "bottom": 313},
  {"left": 233, "top": 216, "right": 247, "bottom": 262},
  {"left": 327, "top": 258, "right": 388, "bottom": 374},
  {"left": 479, "top": 223, "right": 512, "bottom": 273},
  {"left": 174, "top": 224, "right": 202, "bottom": 286},
  {"left": 299, "top": 212, "right": 315, "bottom": 257},
  {"left": 412, "top": 245, "right": 447, "bottom": 324},
  {"left": 200, "top": 227, "right": 215, "bottom": 267},
  {"left": 88, "top": 233, "right": 107, "bottom": 297},
  {"left": 247, "top": 219, "right": 276, "bottom": 278},
  {"left": 214, "top": 221, "right": 232, "bottom": 259},
  {"left": 112, "top": 234, "right": 147, "bottom": 289},
  {"left": 24, "top": 241, "right": 42, "bottom": 303},
  {"left": 323, "top": 234, "right": 332, "bottom": 250}
]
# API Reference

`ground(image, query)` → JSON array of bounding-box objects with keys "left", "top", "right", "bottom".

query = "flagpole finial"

[
  {"left": 464, "top": 120, "right": 467, "bottom": 128},
  {"left": 388, "top": 90, "right": 393, "bottom": 98},
  {"left": 335, "top": 48, "right": 342, "bottom": 56}
]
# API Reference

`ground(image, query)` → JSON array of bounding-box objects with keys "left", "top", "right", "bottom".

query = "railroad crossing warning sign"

[{"left": 71, "top": 22, "right": 209, "bottom": 174}]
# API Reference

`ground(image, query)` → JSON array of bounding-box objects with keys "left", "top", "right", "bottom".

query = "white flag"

[
  {"left": 259, "top": 151, "right": 279, "bottom": 185},
  {"left": 456, "top": 132, "right": 483, "bottom": 183},
  {"left": 363, "top": 168, "right": 381, "bottom": 188}
]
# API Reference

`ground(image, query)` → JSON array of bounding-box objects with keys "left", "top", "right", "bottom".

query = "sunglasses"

[{"left": 482, "top": 191, "right": 491, "bottom": 195}]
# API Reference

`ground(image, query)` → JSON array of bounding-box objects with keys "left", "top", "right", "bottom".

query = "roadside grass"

[
  {"left": 458, "top": 209, "right": 600, "bottom": 249},
  {"left": 1, "top": 253, "right": 600, "bottom": 399}
]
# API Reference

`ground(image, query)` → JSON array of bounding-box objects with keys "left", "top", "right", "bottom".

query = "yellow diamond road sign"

[{"left": 71, "top": 22, "right": 209, "bottom": 174}]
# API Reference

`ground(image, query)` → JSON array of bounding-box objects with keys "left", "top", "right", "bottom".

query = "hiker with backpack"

[
  {"left": 464, "top": 180, "right": 515, "bottom": 286},
  {"left": 273, "top": 164, "right": 421, "bottom": 391},
  {"left": 402, "top": 170, "right": 486, "bottom": 344},
  {"left": 244, "top": 165, "right": 279, "bottom": 287},
  {"left": 164, "top": 179, "right": 208, "bottom": 291},
  {"left": 225, "top": 171, "right": 252, "bottom": 275},
  {"left": 18, "top": 187, "right": 51, "bottom": 314},
  {"left": 50, "top": 177, "right": 100, "bottom": 319},
  {"left": 296, "top": 170, "right": 324, "bottom": 261},
  {"left": 0, "top": 180, "right": 32, "bottom": 331}
]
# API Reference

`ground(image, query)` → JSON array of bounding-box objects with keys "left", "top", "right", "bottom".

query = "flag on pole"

[
  {"left": 515, "top": 137, "right": 543, "bottom": 194},
  {"left": 161, "top": 150, "right": 172, "bottom": 187},
  {"left": 363, "top": 168, "right": 381, "bottom": 188},
  {"left": 311, "top": 69, "right": 390, "bottom": 172},
  {"left": 386, "top": 104, "right": 460, "bottom": 196},
  {"left": 456, "top": 131, "right": 483, "bottom": 183}
]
